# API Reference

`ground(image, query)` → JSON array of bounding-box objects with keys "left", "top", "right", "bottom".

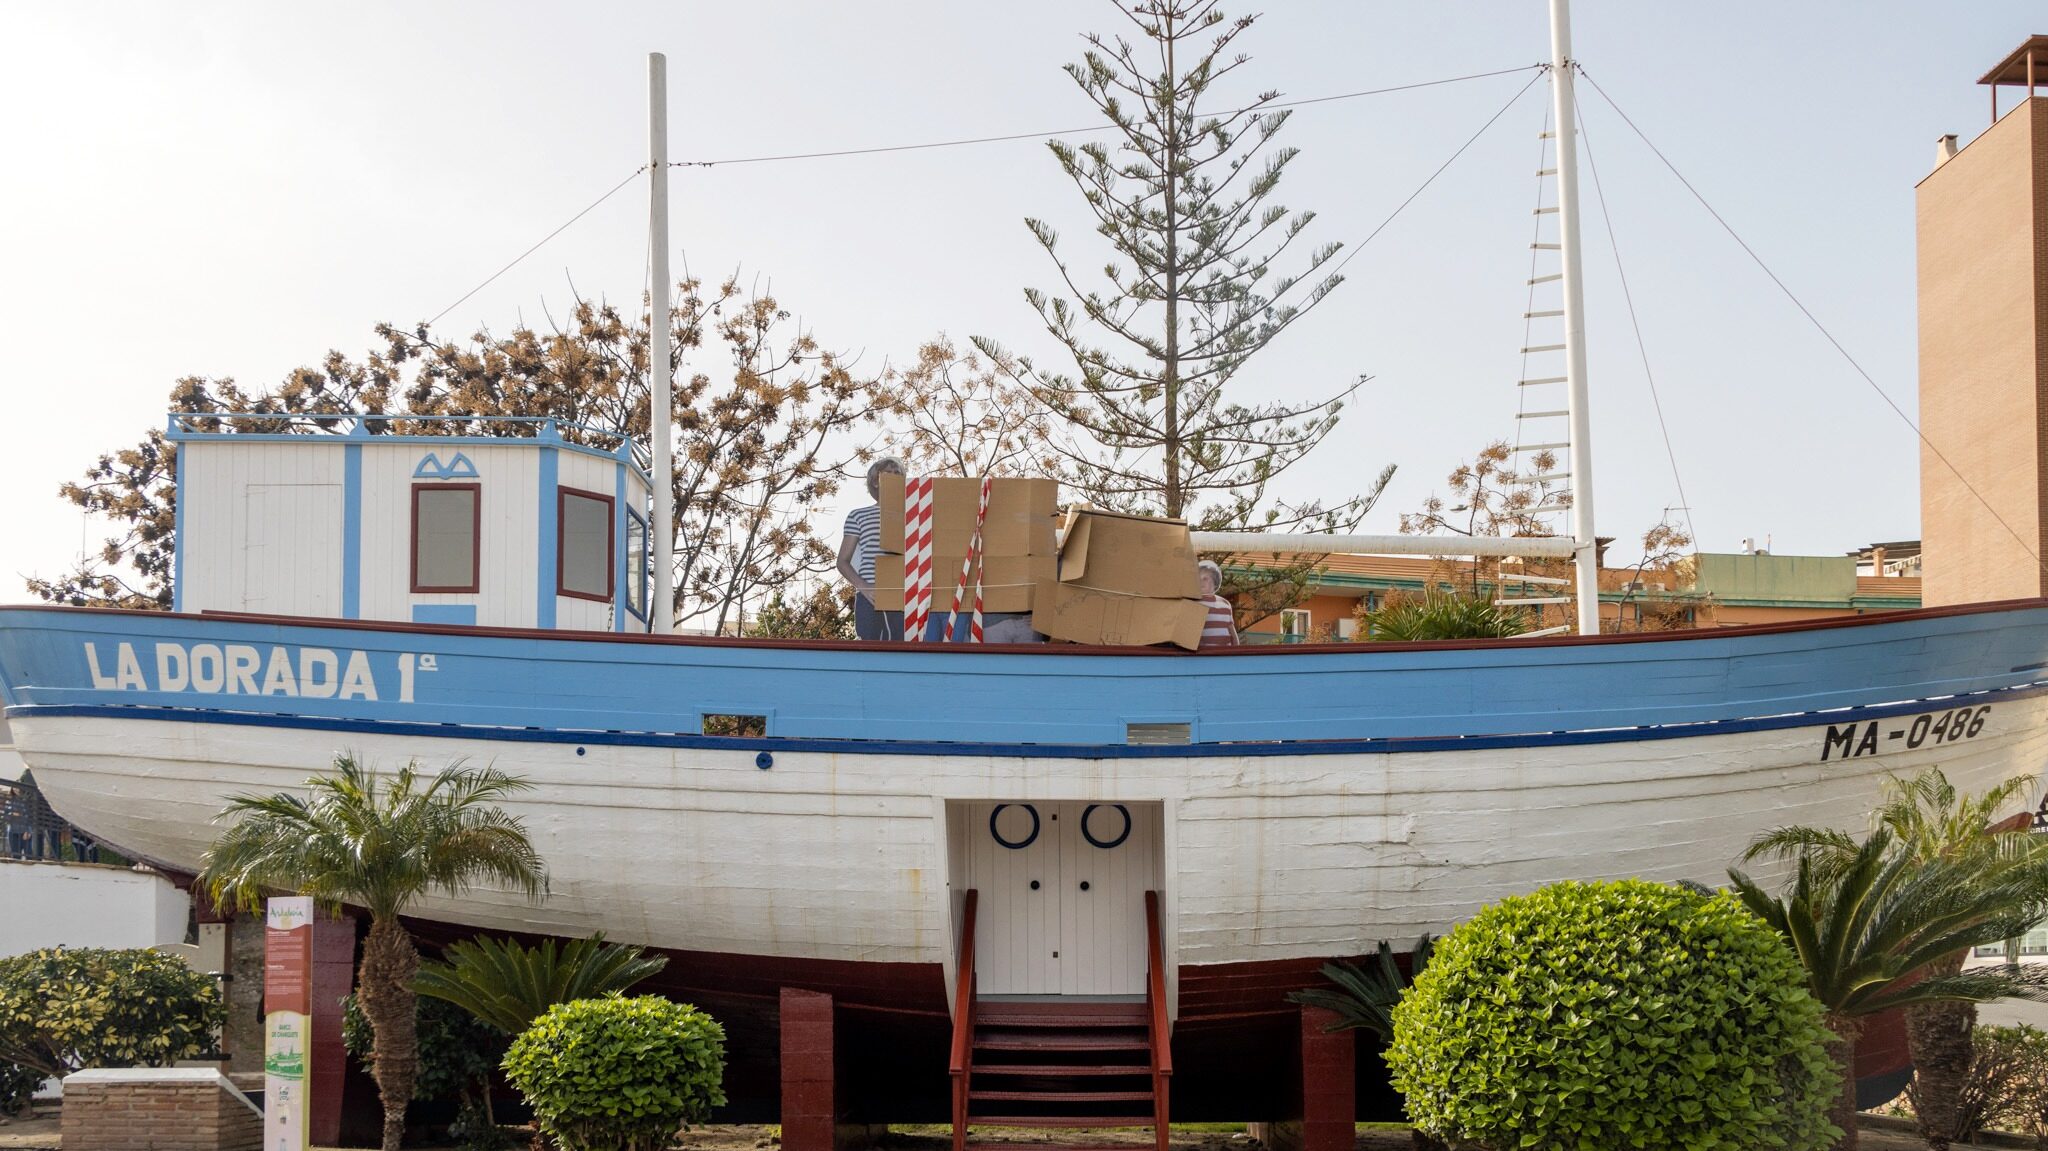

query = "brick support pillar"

[
  {"left": 781, "top": 988, "right": 837, "bottom": 1151},
  {"left": 1298, "top": 1004, "right": 1356, "bottom": 1151},
  {"left": 309, "top": 911, "right": 356, "bottom": 1147},
  {"left": 1250, "top": 1004, "right": 1356, "bottom": 1151}
]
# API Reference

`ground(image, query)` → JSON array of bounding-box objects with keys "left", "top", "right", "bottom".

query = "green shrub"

[
  {"left": 0, "top": 947, "right": 224, "bottom": 1077},
  {"left": 0, "top": 1061, "right": 44, "bottom": 1115},
  {"left": 503, "top": 994, "right": 725, "bottom": 1151},
  {"left": 1975, "top": 1024, "right": 2048, "bottom": 1142},
  {"left": 342, "top": 992, "right": 507, "bottom": 1104},
  {"left": 1385, "top": 880, "right": 1839, "bottom": 1151}
]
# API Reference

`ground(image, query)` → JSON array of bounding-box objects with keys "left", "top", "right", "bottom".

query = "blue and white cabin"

[{"left": 170, "top": 415, "right": 653, "bottom": 632}]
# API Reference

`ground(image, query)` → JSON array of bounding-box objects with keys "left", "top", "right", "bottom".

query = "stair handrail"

[
  {"left": 1145, "top": 888, "right": 1172, "bottom": 1151},
  {"left": 950, "top": 888, "right": 979, "bottom": 1151}
]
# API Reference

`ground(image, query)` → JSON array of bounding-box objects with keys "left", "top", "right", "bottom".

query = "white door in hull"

[{"left": 966, "top": 802, "right": 1158, "bottom": 996}]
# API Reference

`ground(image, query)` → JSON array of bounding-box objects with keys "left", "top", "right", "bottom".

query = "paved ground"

[{"left": 0, "top": 1110, "right": 2022, "bottom": 1149}]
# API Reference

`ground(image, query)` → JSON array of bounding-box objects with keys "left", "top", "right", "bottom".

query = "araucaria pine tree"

[{"left": 979, "top": 0, "right": 1391, "bottom": 532}]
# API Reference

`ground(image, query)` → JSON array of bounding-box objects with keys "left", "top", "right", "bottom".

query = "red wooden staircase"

[{"left": 950, "top": 890, "right": 1172, "bottom": 1151}]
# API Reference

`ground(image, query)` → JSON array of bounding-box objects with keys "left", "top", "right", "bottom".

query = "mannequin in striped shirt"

[
  {"left": 837, "top": 457, "right": 906, "bottom": 640},
  {"left": 1197, "top": 560, "right": 1237, "bottom": 648}
]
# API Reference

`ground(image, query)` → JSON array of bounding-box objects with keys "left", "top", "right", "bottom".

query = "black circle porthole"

[
  {"left": 1080, "top": 803, "right": 1132, "bottom": 849},
  {"left": 990, "top": 803, "right": 1041, "bottom": 850},
  {"left": 755, "top": 752, "right": 774, "bottom": 770}
]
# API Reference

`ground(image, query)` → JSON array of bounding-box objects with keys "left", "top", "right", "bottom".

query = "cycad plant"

[
  {"left": 415, "top": 934, "right": 668, "bottom": 1036},
  {"left": 1286, "top": 935, "right": 1435, "bottom": 1040},
  {"left": 1729, "top": 826, "right": 2048, "bottom": 1151},
  {"left": 1745, "top": 769, "right": 2048, "bottom": 1149},
  {"left": 201, "top": 755, "right": 548, "bottom": 1151}
]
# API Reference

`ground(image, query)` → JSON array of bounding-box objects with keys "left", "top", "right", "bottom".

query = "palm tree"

[
  {"left": 201, "top": 755, "right": 547, "bottom": 1151},
  {"left": 1745, "top": 769, "right": 2048, "bottom": 1148},
  {"left": 415, "top": 933, "right": 666, "bottom": 1036},
  {"left": 1730, "top": 827, "right": 2048, "bottom": 1151}
]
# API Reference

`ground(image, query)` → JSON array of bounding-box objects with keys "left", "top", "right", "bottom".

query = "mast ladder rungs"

[
  {"left": 1499, "top": 572, "right": 1570, "bottom": 585},
  {"left": 1496, "top": 596, "right": 1572, "bottom": 606},
  {"left": 1527, "top": 273, "right": 1562, "bottom": 285},
  {"left": 1531, "top": 242, "right": 1562, "bottom": 250},
  {"left": 1523, "top": 309, "right": 1563, "bottom": 318},
  {"left": 1516, "top": 442, "right": 1570, "bottom": 452},
  {"left": 1518, "top": 410, "right": 1568, "bottom": 419},
  {"left": 1533, "top": 206, "right": 1558, "bottom": 215},
  {"left": 1519, "top": 375, "right": 1567, "bottom": 386},
  {"left": 1518, "top": 624, "right": 1574, "bottom": 638},
  {"left": 1537, "top": 167, "right": 1558, "bottom": 176},
  {"left": 1520, "top": 344, "right": 1565, "bottom": 354},
  {"left": 1525, "top": 472, "right": 1572, "bottom": 482},
  {"left": 1528, "top": 501, "right": 1572, "bottom": 512}
]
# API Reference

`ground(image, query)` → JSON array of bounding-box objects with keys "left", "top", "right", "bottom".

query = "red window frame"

[
  {"left": 556, "top": 485, "right": 616, "bottom": 603},
  {"left": 410, "top": 482, "right": 481, "bottom": 594}
]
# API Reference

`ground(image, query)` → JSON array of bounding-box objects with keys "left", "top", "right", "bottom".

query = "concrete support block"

[{"left": 781, "top": 988, "right": 837, "bottom": 1151}]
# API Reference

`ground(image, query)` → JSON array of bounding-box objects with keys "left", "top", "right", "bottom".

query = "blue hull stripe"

[{"left": 13, "top": 681, "right": 2044, "bottom": 760}]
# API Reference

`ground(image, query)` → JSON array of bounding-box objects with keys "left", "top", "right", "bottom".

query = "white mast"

[
  {"left": 648, "top": 52, "right": 675, "bottom": 634},
  {"left": 1548, "top": 0, "right": 1600, "bottom": 636}
]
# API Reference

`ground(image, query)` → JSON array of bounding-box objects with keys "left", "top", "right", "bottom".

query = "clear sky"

[{"left": 1, "top": 1, "right": 2039, "bottom": 595}]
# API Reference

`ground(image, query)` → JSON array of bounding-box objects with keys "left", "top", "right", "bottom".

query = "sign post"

[{"left": 264, "top": 896, "right": 314, "bottom": 1151}]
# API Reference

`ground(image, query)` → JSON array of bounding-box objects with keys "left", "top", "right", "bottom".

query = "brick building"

[{"left": 1918, "top": 37, "right": 2048, "bottom": 605}]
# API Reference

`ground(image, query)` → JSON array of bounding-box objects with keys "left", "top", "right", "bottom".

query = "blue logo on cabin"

[{"left": 413, "top": 452, "right": 479, "bottom": 480}]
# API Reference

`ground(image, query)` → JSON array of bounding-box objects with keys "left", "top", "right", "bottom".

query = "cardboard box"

[
  {"left": 1056, "top": 508, "right": 1202, "bottom": 598},
  {"left": 870, "top": 553, "right": 1060, "bottom": 613},
  {"left": 1031, "top": 582, "right": 1210, "bottom": 650},
  {"left": 878, "top": 474, "right": 1059, "bottom": 557}
]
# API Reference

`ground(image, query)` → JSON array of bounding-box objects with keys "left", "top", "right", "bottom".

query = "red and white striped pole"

[{"left": 901, "top": 476, "right": 936, "bottom": 642}]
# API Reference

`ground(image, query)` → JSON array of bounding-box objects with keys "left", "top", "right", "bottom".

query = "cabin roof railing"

[{"left": 164, "top": 412, "right": 652, "bottom": 485}]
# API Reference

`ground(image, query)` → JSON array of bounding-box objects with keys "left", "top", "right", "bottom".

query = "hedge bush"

[
  {"left": 341, "top": 992, "right": 507, "bottom": 1105},
  {"left": 502, "top": 994, "right": 725, "bottom": 1151},
  {"left": 0, "top": 947, "right": 224, "bottom": 1077},
  {"left": 1385, "top": 880, "right": 1838, "bottom": 1151},
  {"left": 0, "top": 1061, "right": 44, "bottom": 1115}
]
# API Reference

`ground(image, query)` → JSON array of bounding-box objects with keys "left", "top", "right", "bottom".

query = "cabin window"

[
  {"left": 625, "top": 509, "right": 649, "bottom": 620},
  {"left": 557, "top": 487, "right": 614, "bottom": 602},
  {"left": 411, "top": 483, "right": 480, "bottom": 593}
]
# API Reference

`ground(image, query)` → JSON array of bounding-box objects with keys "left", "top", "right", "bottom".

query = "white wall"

[
  {"left": 0, "top": 860, "right": 189, "bottom": 956},
  {"left": 180, "top": 441, "right": 345, "bottom": 617}
]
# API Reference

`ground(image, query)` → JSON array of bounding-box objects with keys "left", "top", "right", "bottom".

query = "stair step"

[
  {"left": 969, "top": 1063, "right": 1150, "bottom": 1077},
  {"left": 965, "top": 1116, "right": 1157, "bottom": 1128},
  {"left": 975, "top": 1029, "right": 1149, "bottom": 1052},
  {"left": 974, "top": 1006, "right": 1146, "bottom": 1028},
  {"left": 971, "top": 1089, "right": 1155, "bottom": 1103}
]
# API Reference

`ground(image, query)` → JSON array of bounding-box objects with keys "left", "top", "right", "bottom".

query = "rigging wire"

[
  {"left": 1326, "top": 68, "right": 1548, "bottom": 279},
  {"left": 425, "top": 165, "right": 649, "bottom": 330},
  {"left": 1577, "top": 67, "right": 2046, "bottom": 574},
  {"left": 1573, "top": 89, "right": 1699, "bottom": 556},
  {"left": 671, "top": 65, "right": 1543, "bottom": 168}
]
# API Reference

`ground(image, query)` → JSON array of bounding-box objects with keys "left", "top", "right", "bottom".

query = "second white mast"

[
  {"left": 1548, "top": 0, "right": 1600, "bottom": 636},
  {"left": 648, "top": 52, "right": 675, "bottom": 634}
]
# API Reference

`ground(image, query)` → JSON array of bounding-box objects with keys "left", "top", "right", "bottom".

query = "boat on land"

[{"left": 0, "top": 0, "right": 2028, "bottom": 1129}]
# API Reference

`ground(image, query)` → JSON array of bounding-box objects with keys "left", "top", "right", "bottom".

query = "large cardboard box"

[
  {"left": 1056, "top": 508, "right": 1202, "bottom": 598},
  {"left": 870, "top": 553, "right": 1060, "bottom": 613},
  {"left": 1031, "top": 582, "right": 1209, "bottom": 650},
  {"left": 878, "top": 474, "right": 1060, "bottom": 557}
]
